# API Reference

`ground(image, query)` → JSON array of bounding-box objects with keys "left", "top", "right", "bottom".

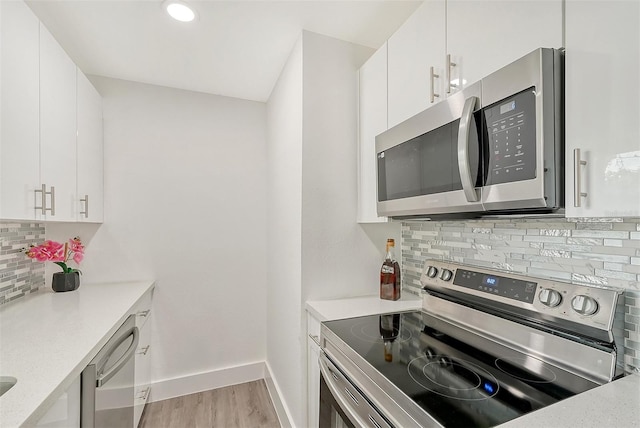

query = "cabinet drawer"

[
  {"left": 133, "top": 289, "right": 153, "bottom": 329},
  {"left": 307, "top": 312, "right": 321, "bottom": 345}
]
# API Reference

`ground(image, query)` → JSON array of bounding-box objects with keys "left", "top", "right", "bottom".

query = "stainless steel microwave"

[{"left": 376, "top": 48, "right": 563, "bottom": 218}]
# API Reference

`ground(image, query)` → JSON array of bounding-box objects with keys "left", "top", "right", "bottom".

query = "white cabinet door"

[
  {"left": 306, "top": 313, "right": 321, "bottom": 428},
  {"left": 36, "top": 375, "right": 81, "bottom": 427},
  {"left": 39, "top": 23, "right": 77, "bottom": 222},
  {"left": 133, "top": 290, "right": 153, "bottom": 427},
  {"left": 307, "top": 336, "right": 320, "bottom": 428},
  {"left": 0, "top": 0, "right": 41, "bottom": 220},
  {"left": 565, "top": 1, "right": 640, "bottom": 217},
  {"left": 387, "top": 0, "right": 446, "bottom": 129},
  {"left": 76, "top": 70, "right": 104, "bottom": 223},
  {"left": 358, "top": 44, "right": 388, "bottom": 223},
  {"left": 446, "top": 0, "right": 563, "bottom": 92}
]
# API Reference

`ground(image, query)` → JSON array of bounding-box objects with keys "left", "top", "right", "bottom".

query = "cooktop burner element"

[
  {"left": 319, "top": 260, "right": 625, "bottom": 428},
  {"left": 408, "top": 355, "right": 500, "bottom": 401}
]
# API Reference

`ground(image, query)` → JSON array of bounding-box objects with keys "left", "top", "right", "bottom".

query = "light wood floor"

[{"left": 139, "top": 380, "right": 281, "bottom": 428}]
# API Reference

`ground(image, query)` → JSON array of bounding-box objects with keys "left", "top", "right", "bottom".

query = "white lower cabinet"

[
  {"left": 306, "top": 312, "right": 321, "bottom": 428},
  {"left": 35, "top": 375, "right": 81, "bottom": 427},
  {"left": 133, "top": 289, "right": 153, "bottom": 427}
]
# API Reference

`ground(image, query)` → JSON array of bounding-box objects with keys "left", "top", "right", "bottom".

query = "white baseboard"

[
  {"left": 264, "top": 361, "right": 295, "bottom": 428},
  {"left": 148, "top": 361, "right": 266, "bottom": 403}
]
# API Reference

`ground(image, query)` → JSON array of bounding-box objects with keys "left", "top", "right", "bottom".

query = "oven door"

[
  {"left": 319, "top": 352, "right": 392, "bottom": 428},
  {"left": 375, "top": 82, "right": 484, "bottom": 218}
]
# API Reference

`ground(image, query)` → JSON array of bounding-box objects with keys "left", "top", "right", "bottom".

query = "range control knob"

[
  {"left": 440, "top": 269, "right": 453, "bottom": 282},
  {"left": 539, "top": 288, "right": 562, "bottom": 307},
  {"left": 426, "top": 266, "right": 439, "bottom": 278},
  {"left": 571, "top": 295, "right": 599, "bottom": 316}
]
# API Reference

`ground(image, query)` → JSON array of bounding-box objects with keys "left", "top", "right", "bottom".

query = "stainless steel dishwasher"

[{"left": 81, "top": 314, "right": 139, "bottom": 428}]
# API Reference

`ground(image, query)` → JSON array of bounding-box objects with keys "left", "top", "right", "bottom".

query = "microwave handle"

[{"left": 458, "top": 96, "right": 480, "bottom": 202}]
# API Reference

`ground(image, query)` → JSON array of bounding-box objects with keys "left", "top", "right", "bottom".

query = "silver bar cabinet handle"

[
  {"left": 136, "top": 387, "right": 150, "bottom": 401},
  {"left": 34, "top": 184, "right": 55, "bottom": 215},
  {"left": 457, "top": 96, "right": 480, "bottom": 202},
  {"left": 34, "top": 184, "right": 47, "bottom": 215},
  {"left": 573, "top": 148, "right": 588, "bottom": 207},
  {"left": 446, "top": 54, "right": 457, "bottom": 94},
  {"left": 309, "top": 334, "right": 320, "bottom": 346},
  {"left": 49, "top": 186, "right": 55, "bottom": 216},
  {"left": 80, "top": 194, "right": 89, "bottom": 218},
  {"left": 430, "top": 66, "right": 440, "bottom": 103}
]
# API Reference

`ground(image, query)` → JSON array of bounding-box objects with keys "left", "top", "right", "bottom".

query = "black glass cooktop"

[{"left": 323, "top": 311, "right": 600, "bottom": 427}]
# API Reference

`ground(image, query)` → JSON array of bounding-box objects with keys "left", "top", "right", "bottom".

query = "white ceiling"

[{"left": 26, "top": 0, "right": 422, "bottom": 102}]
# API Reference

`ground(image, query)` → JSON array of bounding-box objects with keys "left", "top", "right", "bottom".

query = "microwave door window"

[
  {"left": 421, "top": 122, "right": 460, "bottom": 194},
  {"left": 383, "top": 142, "right": 422, "bottom": 200},
  {"left": 377, "top": 118, "right": 483, "bottom": 203}
]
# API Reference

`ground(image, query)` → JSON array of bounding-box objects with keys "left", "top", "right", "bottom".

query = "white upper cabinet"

[
  {"left": 1, "top": 1, "right": 104, "bottom": 223},
  {"left": 446, "top": 0, "right": 563, "bottom": 93},
  {"left": 0, "top": 0, "right": 41, "bottom": 221},
  {"left": 76, "top": 70, "right": 104, "bottom": 222},
  {"left": 387, "top": 0, "right": 446, "bottom": 129},
  {"left": 358, "top": 43, "right": 388, "bottom": 223},
  {"left": 386, "top": 0, "right": 562, "bottom": 125},
  {"left": 565, "top": 1, "right": 640, "bottom": 217},
  {"left": 39, "top": 23, "right": 78, "bottom": 222}
]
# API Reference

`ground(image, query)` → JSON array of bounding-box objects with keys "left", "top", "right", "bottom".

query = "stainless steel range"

[{"left": 319, "top": 260, "right": 625, "bottom": 428}]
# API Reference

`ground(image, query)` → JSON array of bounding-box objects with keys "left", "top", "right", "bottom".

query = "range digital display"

[
  {"left": 483, "top": 275, "right": 499, "bottom": 287},
  {"left": 453, "top": 269, "right": 538, "bottom": 303}
]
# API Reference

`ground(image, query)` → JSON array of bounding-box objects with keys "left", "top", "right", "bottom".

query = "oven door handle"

[
  {"left": 457, "top": 95, "right": 480, "bottom": 202},
  {"left": 319, "top": 353, "right": 372, "bottom": 428}
]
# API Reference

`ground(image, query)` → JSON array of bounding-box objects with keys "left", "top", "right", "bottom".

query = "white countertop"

[
  {"left": 499, "top": 372, "right": 640, "bottom": 427},
  {"left": 0, "top": 280, "right": 155, "bottom": 427},
  {"left": 305, "top": 293, "right": 422, "bottom": 321},
  {"left": 306, "top": 293, "right": 639, "bottom": 427}
]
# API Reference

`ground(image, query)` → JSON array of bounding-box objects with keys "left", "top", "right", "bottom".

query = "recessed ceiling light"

[{"left": 163, "top": 0, "right": 197, "bottom": 22}]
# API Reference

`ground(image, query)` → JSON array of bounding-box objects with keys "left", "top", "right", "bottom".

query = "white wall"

[
  {"left": 301, "top": 32, "right": 389, "bottom": 303},
  {"left": 266, "top": 31, "right": 387, "bottom": 428},
  {"left": 48, "top": 77, "right": 268, "bottom": 397},
  {"left": 265, "top": 36, "right": 304, "bottom": 427}
]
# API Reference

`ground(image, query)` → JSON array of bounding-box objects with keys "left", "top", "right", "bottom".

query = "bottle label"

[{"left": 381, "top": 265, "right": 395, "bottom": 274}]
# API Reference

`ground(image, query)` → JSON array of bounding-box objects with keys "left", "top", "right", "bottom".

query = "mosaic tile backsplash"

[
  {"left": 401, "top": 217, "right": 640, "bottom": 373},
  {"left": 0, "top": 222, "right": 46, "bottom": 305}
]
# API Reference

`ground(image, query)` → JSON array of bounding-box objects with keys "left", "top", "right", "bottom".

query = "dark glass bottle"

[{"left": 380, "top": 238, "right": 401, "bottom": 301}]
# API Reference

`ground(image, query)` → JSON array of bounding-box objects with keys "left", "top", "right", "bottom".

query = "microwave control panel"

[{"left": 483, "top": 88, "right": 537, "bottom": 186}]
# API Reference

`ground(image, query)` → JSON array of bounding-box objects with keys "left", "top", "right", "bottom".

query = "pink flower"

[
  {"left": 73, "top": 252, "right": 84, "bottom": 264},
  {"left": 23, "top": 237, "right": 85, "bottom": 274},
  {"left": 27, "top": 240, "right": 65, "bottom": 262},
  {"left": 69, "top": 238, "right": 84, "bottom": 255}
]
